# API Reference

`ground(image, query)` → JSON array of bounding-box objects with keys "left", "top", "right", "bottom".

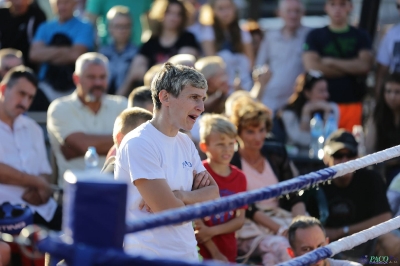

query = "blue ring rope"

[{"left": 126, "top": 168, "right": 336, "bottom": 234}]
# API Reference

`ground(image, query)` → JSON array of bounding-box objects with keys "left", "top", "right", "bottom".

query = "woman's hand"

[{"left": 304, "top": 101, "right": 332, "bottom": 114}]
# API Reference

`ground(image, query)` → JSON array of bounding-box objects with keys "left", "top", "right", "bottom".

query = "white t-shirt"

[
  {"left": 115, "top": 121, "right": 205, "bottom": 260},
  {"left": 0, "top": 115, "right": 57, "bottom": 222},
  {"left": 377, "top": 23, "right": 400, "bottom": 73}
]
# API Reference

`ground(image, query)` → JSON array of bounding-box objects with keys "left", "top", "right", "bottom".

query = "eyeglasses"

[{"left": 332, "top": 152, "right": 357, "bottom": 160}]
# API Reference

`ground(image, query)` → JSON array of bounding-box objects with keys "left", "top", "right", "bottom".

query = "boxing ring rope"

[
  {"left": 277, "top": 216, "right": 400, "bottom": 266},
  {"left": 126, "top": 145, "right": 400, "bottom": 234},
  {"left": 12, "top": 145, "right": 400, "bottom": 265}
]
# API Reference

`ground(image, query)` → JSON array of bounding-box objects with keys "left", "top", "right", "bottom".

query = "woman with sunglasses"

[
  {"left": 281, "top": 71, "right": 339, "bottom": 152},
  {"left": 366, "top": 73, "right": 400, "bottom": 186}
]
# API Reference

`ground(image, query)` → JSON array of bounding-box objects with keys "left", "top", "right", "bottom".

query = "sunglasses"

[{"left": 332, "top": 152, "right": 357, "bottom": 160}]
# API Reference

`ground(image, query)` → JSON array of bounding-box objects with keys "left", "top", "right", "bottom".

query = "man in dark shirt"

[
  {"left": 0, "top": 0, "right": 46, "bottom": 71},
  {"left": 303, "top": 0, "right": 373, "bottom": 131},
  {"left": 307, "top": 129, "right": 400, "bottom": 259}
]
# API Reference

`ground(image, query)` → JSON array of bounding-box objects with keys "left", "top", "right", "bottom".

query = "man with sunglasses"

[
  {"left": 375, "top": 0, "right": 400, "bottom": 97},
  {"left": 303, "top": 0, "right": 373, "bottom": 132},
  {"left": 306, "top": 129, "right": 400, "bottom": 259}
]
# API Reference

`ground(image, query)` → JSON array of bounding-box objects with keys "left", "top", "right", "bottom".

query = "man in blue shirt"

[{"left": 30, "top": 0, "right": 94, "bottom": 107}]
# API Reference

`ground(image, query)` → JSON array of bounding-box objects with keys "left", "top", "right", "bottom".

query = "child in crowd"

[
  {"left": 99, "top": 6, "right": 137, "bottom": 95},
  {"left": 196, "top": 113, "right": 247, "bottom": 262}
]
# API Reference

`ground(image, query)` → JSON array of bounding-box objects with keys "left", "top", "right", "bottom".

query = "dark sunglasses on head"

[{"left": 332, "top": 151, "right": 357, "bottom": 160}]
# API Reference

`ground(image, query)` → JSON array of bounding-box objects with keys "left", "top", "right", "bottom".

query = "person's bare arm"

[
  {"left": 202, "top": 240, "right": 228, "bottom": 262},
  {"left": 326, "top": 212, "right": 392, "bottom": 241},
  {"left": 30, "top": 42, "right": 88, "bottom": 65},
  {"left": 195, "top": 209, "right": 245, "bottom": 244},
  {"left": 375, "top": 63, "right": 389, "bottom": 97},
  {"left": 62, "top": 133, "right": 113, "bottom": 160},
  {"left": 0, "top": 163, "right": 52, "bottom": 203},
  {"left": 303, "top": 51, "right": 346, "bottom": 78},
  {"left": 173, "top": 171, "right": 219, "bottom": 205},
  {"left": 322, "top": 50, "right": 373, "bottom": 76},
  {"left": 118, "top": 55, "right": 149, "bottom": 96},
  {"left": 250, "top": 67, "right": 271, "bottom": 100},
  {"left": 201, "top": 41, "right": 215, "bottom": 56},
  {"left": 253, "top": 210, "right": 281, "bottom": 233},
  {"left": 135, "top": 179, "right": 186, "bottom": 212}
]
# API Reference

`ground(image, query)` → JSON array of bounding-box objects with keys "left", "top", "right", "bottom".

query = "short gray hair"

[
  {"left": 151, "top": 62, "right": 207, "bottom": 110},
  {"left": 75, "top": 52, "right": 109, "bottom": 76}
]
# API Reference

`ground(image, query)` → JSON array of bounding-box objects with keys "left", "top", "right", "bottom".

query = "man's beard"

[{"left": 84, "top": 86, "right": 105, "bottom": 102}]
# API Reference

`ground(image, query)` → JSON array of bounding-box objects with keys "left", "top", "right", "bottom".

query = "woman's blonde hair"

[
  {"left": 149, "top": 0, "right": 193, "bottom": 37},
  {"left": 230, "top": 97, "right": 272, "bottom": 135},
  {"left": 200, "top": 113, "right": 237, "bottom": 144}
]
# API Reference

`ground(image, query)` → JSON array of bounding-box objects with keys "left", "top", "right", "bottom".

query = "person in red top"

[{"left": 196, "top": 113, "right": 247, "bottom": 262}]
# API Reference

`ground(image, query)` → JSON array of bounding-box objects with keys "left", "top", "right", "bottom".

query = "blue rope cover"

[{"left": 126, "top": 168, "right": 336, "bottom": 233}]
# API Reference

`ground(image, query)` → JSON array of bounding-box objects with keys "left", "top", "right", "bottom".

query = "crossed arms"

[
  {"left": 303, "top": 50, "right": 373, "bottom": 78},
  {"left": 135, "top": 170, "right": 220, "bottom": 213}
]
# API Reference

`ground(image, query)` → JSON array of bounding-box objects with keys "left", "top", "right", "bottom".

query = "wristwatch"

[{"left": 342, "top": 226, "right": 349, "bottom": 236}]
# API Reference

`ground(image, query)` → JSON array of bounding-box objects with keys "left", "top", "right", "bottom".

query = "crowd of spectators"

[{"left": 1, "top": 0, "right": 400, "bottom": 265}]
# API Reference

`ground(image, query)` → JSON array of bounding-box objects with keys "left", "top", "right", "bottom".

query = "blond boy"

[{"left": 196, "top": 113, "right": 247, "bottom": 262}]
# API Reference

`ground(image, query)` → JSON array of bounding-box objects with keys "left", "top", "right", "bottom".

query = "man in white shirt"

[
  {"left": 47, "top": 52, "right": 127, "bottom": 185},
  {"left": 375, "top": 0, "right": 400, "bottom": 96},
  {"left": 255, "top": 0, "right": 310, "bottom": 113},
  {"left": 115, "top": 62, "right": 219, "bottom": 260},
  {"left": 0, "top": 66, "right": 59, "bottom": 229},
  {"left": 288, "top": 216, "right": 362, "bottom": 266}
]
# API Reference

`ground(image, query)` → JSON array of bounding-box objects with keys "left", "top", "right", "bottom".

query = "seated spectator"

[
  {"left": 375, "top": 7, "right": 400, "bottom": 96},
  {"left": 196, "top": 113, "right": 247, "bottom": 262},
  {"left": 99, "top": 6, "right": 138, "bottom": 95},
  {"left": 119, "top": 0, "right": 199, "bottom": 96},
  {"left": 0, "top": 0, "right": 46, "bottom": 70},
  {"left": 185, "top": 0, "right": 204, "bottom": 44},
  {"left": 143, "top": 63, "right": 163, "bottom": 86},
  {"left": 102, "top": 107, "right": 152, "bottom": 174},
  {"left": 229, "top": 98, "right": 305, "bottom": 265},
  {"left": 30, "top": 0, "right": 95, "bottom": 106},
  {"left": 85, "top": 0, "right": 153, "bottom": 47},
  {"left": 303, "top": 0, "right": 373, "bottom": 131},
  {"left": 0, "top": 242, "right": 10, "bottom": 266},
  {"left": 281, "top": 71, "right": 339, "bottom": 152},
  {"left": 195, "top": 56, "right": 229, "bottom": 114},
  {"left": 0, "top": 66, "right": 61, "bottom": 230},
  {"left": 0, "top": 48, "right": 23, "bottom": 81},
  {"left": 168, "top": 53, "right": 196, "bottom": 67},
  {"left": 288, "top": 216, "right": 362, "bottom": 265},
  {"left": 307, "top": 129, "right": 400, "bottom": 260},
  {"left": 199, "top": 0, "right": 253, "bottom": 91},
  {"left": 255, "top": 0, "right": 310, "bottom": 113},
  {"left": 366, "top": 73, "right": 400, "bottom": 186},
  {"left": 128, "top": 86, "right": 153, "bottom": 111},
  {"left": 47, "top": 53, "right": 127, "bottom": 185},
  {"left": 387, "top": 172, "right": 400, "bottom": 218}
]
